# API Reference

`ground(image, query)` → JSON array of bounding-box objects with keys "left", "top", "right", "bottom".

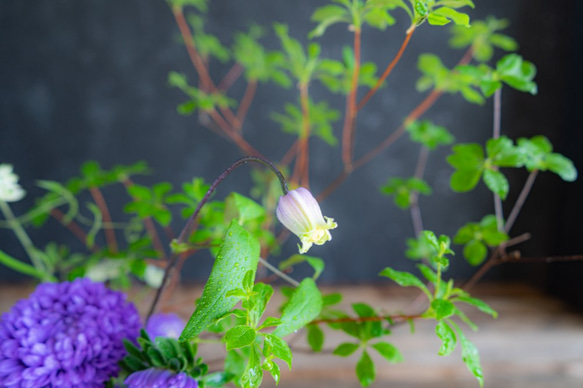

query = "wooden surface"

[{"left": 2, "top": 283, "right": 583, "bottom": 387}]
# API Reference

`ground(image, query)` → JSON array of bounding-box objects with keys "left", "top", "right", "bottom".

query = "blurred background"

[{"left": 1, "top": 1, "right": 582, "bottom": 307}]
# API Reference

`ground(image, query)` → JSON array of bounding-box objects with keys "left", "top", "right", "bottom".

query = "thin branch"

[
  {"left": 50, "top": 209, "right": 100, "bottom": 253},
  {"left": 311, "top": 313, "right": 421, "bottom": 325},
  {"left": 88, "top": 186, "right": 118, "bottom": 254},
  {"left": 505, "top": 169, "right": 539, "bottom": 233},
  {"left": 357, "top": 25, "right": 415, "bottom": 111},
  {"left": 492, "top": 88, "right": 504, "bottom": 231},
  {"left": 341, "top": 28, "right": 361, "bottom": 172},
  {"left": 258, "top": 257, "right": 299, "bottom": 287},
  {"left": 280, "top": 140, "right": 299, "bottom": 167},
  {"left": 208, "top": 109, "right": 263, "bottom": 157},
  {"left": 291, "top": 83, "right": 312, "bottom": 188},
  {"left": 218, "top": 63, "right": 244, "bottom": 91},
  {"left": 410, "top": 146, "right": 429, "bottom": 237},
  {"left": 235, "top": 79, "right": 258, "bottom": 129}
]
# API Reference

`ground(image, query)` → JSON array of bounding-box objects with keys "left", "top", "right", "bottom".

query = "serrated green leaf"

[
  {"left": 431, "top": 299, "right": 456, "bottom": 320},
  {"left": 273, "top": 278, "right": 323, "bottom": 337},
  {"left": 333, "top": 342, "right": 360, "bottom": 357},
  {"left": 435, "top": 320, "right": 457, "bottom": 356},
  {"left": 180, "top": 222, "right": 260, "bottom": 340},
  {"left": 379, "top": 267, "right": 429, "bottom": 296},
  {"left": 371, "top": 342, "right": 403, "bottom": 363},
  {"left": 356, "top": 350, "right": 376, "bottom": 387},
  {"left": 263, "top": 334, "right": 293, "bottom": 369},
  {"left": 483, "top": 169, "right": 509, "bottom": 199},
  {"left": 459, "top": 331, "right": 484, "bottom": 386},
  {"left": 455, "top": 296, "right": 498, "bottom": 318},
  {"left": 225, "top": 325, "right": 257, "bottom": 351}
]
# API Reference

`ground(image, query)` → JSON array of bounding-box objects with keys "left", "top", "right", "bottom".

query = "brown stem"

[
  {"left": 504, "top": 170, "right": 539, "bottom": 233},
  {"left": 341, "top": 28, "right": 361, "bottom": 172},
  {"left": 311, "top": 313, "right": 421, "bottom": 325},
  {"left": 235, "top": 79, "right": 258, "bottom": 131},
  {"left": 88, "top": 186, "right": 118, "bottom": 254},
  {"left": 172, "top": 7, "right": 241, "bottom": 130},
  {"left": 208, "top": 109, "right": 263, "bottom": 157},
  {"left": 218, "top": 63, "right": 244, "bottom": 91},
  {"left": 492, "top": 88, "right": 504, "bottom": 231},
  {"left": 291, "top": 83, "right": 312, "bottom": 188},
  {"left": 316, "top": 170, "right": 349, "bottom": 202},
  {"left": 357, "top": 25, "right": 415, "bottom": 111},
  {"left": 50, "top": 209, "right": 100, "bottom": 253},
  {"left": 280, "top": 140, "right": 299, "bottom": 167},
  {"left": 502, "top": 254, "right": 583, "bottom": 264}
]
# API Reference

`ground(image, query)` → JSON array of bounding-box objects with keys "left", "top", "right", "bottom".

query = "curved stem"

[
  {"left": 146, "top": 156, "right": 288, "bottom": 319},
  {"left": 357, "top": 25, "right": 415, "bottom": 111},
  {"left": 89, "top": 187, "right": 118, "bottom": 254}
]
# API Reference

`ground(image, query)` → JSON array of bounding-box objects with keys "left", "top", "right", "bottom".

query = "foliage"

[{"left": 0, "top": 1, "right": 579, "bottom": 388}]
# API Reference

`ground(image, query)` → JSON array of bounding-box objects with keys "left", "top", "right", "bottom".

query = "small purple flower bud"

[
  {"left": 276, "top": 187, "right": 337, "bottom": 254},
  {"left": 146, "top": 312, "right": 186, "bottom": 340}
]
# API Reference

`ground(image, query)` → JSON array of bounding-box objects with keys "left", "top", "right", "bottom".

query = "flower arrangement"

[{"left": 0, "top": 1, "right": 580, "bottom": 387}]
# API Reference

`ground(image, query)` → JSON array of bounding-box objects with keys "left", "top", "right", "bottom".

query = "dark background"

[{"left": 1, "top": 1, "right": 581, "bottom": 306}]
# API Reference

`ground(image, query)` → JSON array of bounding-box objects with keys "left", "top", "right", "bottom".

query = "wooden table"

[{"left": 2, "top": 283, "right": 582, "bottom": 387}]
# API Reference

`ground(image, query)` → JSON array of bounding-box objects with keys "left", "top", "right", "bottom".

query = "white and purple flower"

[
  {"left": 0, "top": 164, "right": 25, "bottom": 203},
  {"left": 146, "top": 312, "right": 186, "bottom": 340},
  {"left": 276, "top": 187, "right": 337, "bottom": 254}
]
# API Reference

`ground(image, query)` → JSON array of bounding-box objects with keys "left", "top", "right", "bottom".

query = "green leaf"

[
  {"left": 546, "top": 153, "right": 577, "bottom": 181},
  {"left": 333, "top": 342, "right": 360, "bottom": 357},
  {"left": 180, "top": 221, "right": 260, "bottom": 340},
  {"left": 463, "top": 239, "right": 488, "bottom": 266},
  {"left": 435, "top": 320, "right": 457, "bottom": 356},
  {"left": 459, "top": 331, "right": 484, "bottom": 386},
  {"left": 379, "top": 267, "right": 430, "bottom": 296},
  {"left": 263, "top": 333, "right": 293, "bottom": 369},
  {"left": 482, "top": 169, "right": 509, "bottom": 200},
  {"left": 273, "top": 278, "right": 323, "bottom": 337},
  {"left": 432, "top": 7, "right": 470, "bottom": 27},
  {"left": 258, "top": 317, "right": 282, "bottom": 330},
  {"left": 225, "top": 325, "right": 257, "bottom": 351},
  {"left": 306, "top": 324, "right": 324, "bottom": 352},
  {"left": 371, "top": 342, "right": 403, "bottom": 363},
  {"left": 309, "top": 5, "right": 350, "bottom": 38},
  {"left": 406, "top": 120, "right": 455, "bottom": 150},
  {"left": 356, "top": 350, "right": 376, "bottom": 387},
  {"left": 248, "top": 283, "right": 274, "bottom": 325},
  {"left": 417, "top": 264, "right": 437, "bottom": 283},
  {"left": 455, "top": 296, "right": 498, "bottom": 318},
  {"left": 431, "top": 299, "right": 455, "bottom": 320}
]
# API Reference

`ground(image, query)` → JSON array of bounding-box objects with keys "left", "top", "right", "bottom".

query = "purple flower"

[
  {"left": 146, "top": 312, "right": 185, "bottom": 340},
  {"left": 276, "top": 187, "right": 337, "bottom": 254},
  {"left": 125, "top": 368, "right": 198, "bottom": 388},
  {"left": 0, "top": 278, "right": 141, "bottom": 387}
]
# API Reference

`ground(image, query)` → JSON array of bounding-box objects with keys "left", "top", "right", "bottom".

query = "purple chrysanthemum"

[
  {"left": 146, "top": 312, "right": 185, "bottom": 340},
  {"left": 125, "top": 368, "right": 198, "bottom": 388},
  {"left": 0, "top": 278, "right": 141, "bottom": 387}
]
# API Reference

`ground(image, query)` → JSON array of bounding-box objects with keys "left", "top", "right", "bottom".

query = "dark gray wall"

[{"left": 1, "top": 1, "right": 580, "bottom": 289}]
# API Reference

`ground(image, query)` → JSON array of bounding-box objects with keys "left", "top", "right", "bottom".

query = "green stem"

[
  {"left": 258, "top": 257, "right": 299, "bottom": 287},
  {"left": 0, "top": 200, "right": 50, "bottom": 280}
]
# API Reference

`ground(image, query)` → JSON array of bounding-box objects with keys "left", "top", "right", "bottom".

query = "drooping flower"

[
  {"left": 0, "top": 278, "right": 141, "bottom": 387},
  {"left": 146, "top": 312, "right": 185, "bottom": 340},
  {"left": 276, "top": 187, "right": 337, "bottom": 254},
  {"left": 0, "top": 164, "right": 25, "bottom": 202},
  {"left": 125, "top": 368, "right": 198, "bottom": 388}
]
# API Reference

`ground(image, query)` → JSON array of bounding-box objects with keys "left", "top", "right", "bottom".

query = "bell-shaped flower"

[{"left": 276, "top": 187, "right": 337, "bottom": 254}]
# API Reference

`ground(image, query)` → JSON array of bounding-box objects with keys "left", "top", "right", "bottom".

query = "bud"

[{"left": 276, "top": 188, "right": 337, "bottom": 254}]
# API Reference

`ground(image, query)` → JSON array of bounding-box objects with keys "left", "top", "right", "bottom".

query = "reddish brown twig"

[
  {"left": 235, "top": 79, "right": 258, "bottom": 130},
  {"left": 50, "top": 208, "right": 100, "bottom": 253},
  {"left": 341, "top": 28, "right": 361, "bottom": 172},
  {"left": 357, "top": 25, "right": 415, "bottom": 111},
  {"left": 88, "top": 186, "right": 118, "bottom": 254}
]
